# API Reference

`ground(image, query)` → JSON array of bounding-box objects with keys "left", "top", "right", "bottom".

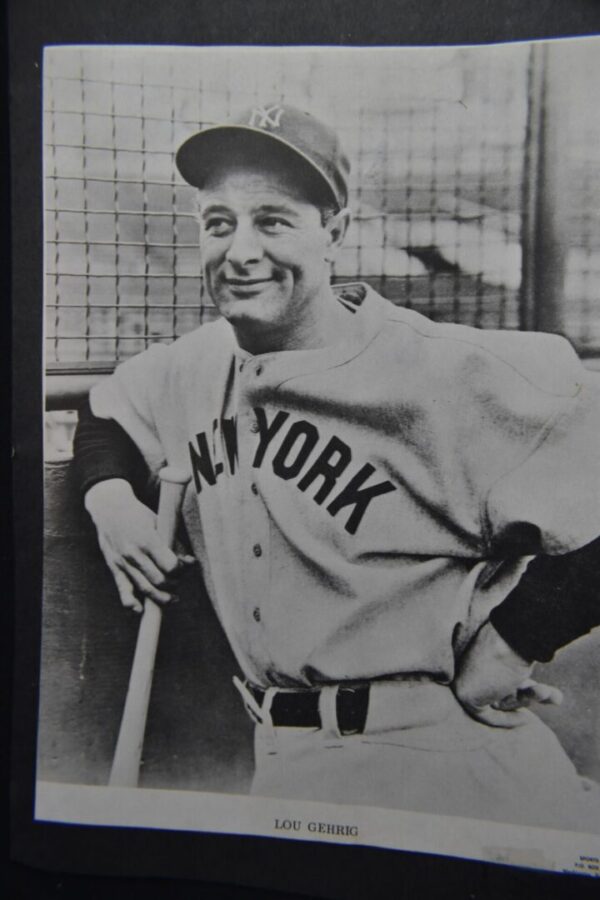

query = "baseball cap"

[{"left": 176, "top": 104, "right": 350, "bottom": 211}]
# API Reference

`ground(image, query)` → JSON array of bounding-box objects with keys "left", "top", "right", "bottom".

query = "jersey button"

[
  {"left": 253, "top": 543, "right": 262, "bottom": 558},
  {"left": 251, "top": 482, "right": 258, "bottom": 495},
  {"left": 252, "top": 607, "right": 261, "bottom": 622},
  {"left": 250, "top": 420, "right": 259, "bottom": 434}
]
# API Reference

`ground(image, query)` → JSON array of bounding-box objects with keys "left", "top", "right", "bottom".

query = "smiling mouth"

[
  {"left": 224, "top": 278, "right": 274, "bottom": 297},
  {"left": 225, "top": 278, "right": 273, "bottom": 286}
]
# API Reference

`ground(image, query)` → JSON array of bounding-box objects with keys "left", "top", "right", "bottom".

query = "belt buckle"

[{"left": 233, "top": 676, "right": 370, "bottom": 734}]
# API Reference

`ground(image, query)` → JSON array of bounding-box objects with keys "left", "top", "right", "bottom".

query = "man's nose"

[{"left": 225, "top": 223, "right": 263, "bottom": 268}]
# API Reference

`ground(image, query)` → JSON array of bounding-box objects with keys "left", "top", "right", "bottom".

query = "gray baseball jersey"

[{"left": 90, "top": 284, "right": 600, "bottom": 689}]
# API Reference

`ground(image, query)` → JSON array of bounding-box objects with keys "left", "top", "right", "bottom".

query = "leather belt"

[{"left": 246, "top": 683, "right": 370, "bottom": 735}]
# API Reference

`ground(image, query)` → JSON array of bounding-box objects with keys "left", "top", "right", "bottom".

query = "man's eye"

[
  {"left": 204, "top": 218, "right": 233, "bottom": 235},
  {"left": 259, "top": 217, "right": 290, "bottom": 232}
]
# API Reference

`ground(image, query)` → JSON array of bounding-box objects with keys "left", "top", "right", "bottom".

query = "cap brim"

[{"left": 175, "top": 125, "right": 342, "bottom": 209}]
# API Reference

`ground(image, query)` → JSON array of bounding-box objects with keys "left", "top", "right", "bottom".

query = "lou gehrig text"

[{"left": 274, "top": 817, "right": 359, "bottom": 837}]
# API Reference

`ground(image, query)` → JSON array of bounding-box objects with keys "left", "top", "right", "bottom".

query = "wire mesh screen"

[
  {"left": 43, "top": 44, "right": 598, "bottom": 369},
  {"left": 562, "top": 42, "right": 600, "bottom": 352}
]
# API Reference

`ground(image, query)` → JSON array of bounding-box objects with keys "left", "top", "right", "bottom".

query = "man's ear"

[{"left": 324, "top": 207, "right": 351, "bottom": 261}]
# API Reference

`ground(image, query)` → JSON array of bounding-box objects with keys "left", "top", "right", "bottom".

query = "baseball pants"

[{"left": 248, "top": 680, "right": 600, "bottom": 832}]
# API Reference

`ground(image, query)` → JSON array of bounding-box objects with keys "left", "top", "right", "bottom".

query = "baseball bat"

[{"left": 108, "top": 465, "right": 191, "bottom": 788}]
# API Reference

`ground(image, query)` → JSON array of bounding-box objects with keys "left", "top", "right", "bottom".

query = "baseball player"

[{"left": 73, "top": 104, "right": 600, "bottom": 831}]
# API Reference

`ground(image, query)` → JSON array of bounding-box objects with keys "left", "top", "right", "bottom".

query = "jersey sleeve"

[
  {"left": 490, "top": 533, "right": 600, "bottom": 662},
  {"left": 72, "top": 397, "right": 151, "bottom": 497},
  {"left": 484, "top": 372, "right": 600, "bottom": 555},
  {"left": 88, "top": 342, "right": 171, "bottom": 477}
]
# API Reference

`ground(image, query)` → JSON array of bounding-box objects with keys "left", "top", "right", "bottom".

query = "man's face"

[{"left": 197, "top": 160, "right": 341, "bottom": 340}]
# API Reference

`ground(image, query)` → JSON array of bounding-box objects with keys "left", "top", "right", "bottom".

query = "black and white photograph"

[{"left": 38, "top": 40, "right": 600, "bottom": 877}]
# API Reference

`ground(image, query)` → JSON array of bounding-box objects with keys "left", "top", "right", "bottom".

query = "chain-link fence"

[{"left": 44, "top": 43, "right": 600, "bottom": 372}]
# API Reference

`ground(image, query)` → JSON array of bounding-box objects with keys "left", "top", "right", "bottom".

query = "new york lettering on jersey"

[{"left": 188, "top": 407, "right": 397, "bottom": 535}]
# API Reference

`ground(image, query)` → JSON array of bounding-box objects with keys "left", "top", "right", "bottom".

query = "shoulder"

[
  {"left": 162, "top": 315, "right": 234, "bottom": 361},
  {"left": 112, "top": 316, "right": 234, "bottom": 379},
  {"left": 375, "top": 298, "right": 584, "bottom": 400}
]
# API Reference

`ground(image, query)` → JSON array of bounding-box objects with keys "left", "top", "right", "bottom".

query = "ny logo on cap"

[{"left": 248, "top": 105, "right": 284, "bottom": 129}]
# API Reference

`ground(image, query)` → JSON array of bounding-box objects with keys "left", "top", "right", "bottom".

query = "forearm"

[
  {"left": 490, "top": 534, "right": 600, "bottom": 663},
  {"left": 84, "top": 477, "right": 136, "bottom": 520}
]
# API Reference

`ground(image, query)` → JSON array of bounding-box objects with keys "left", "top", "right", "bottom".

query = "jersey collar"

[{"left": 230, "top": 283, "right": 388, "bottom": 384}]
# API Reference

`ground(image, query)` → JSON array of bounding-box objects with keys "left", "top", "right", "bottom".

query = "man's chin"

[{"left": 213, "top": 292, "right": 282, "bottom": 326}]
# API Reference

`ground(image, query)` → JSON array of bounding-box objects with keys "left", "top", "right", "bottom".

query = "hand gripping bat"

[{"left": 109, "top": 466, "right": 191, "bottom": 787}]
